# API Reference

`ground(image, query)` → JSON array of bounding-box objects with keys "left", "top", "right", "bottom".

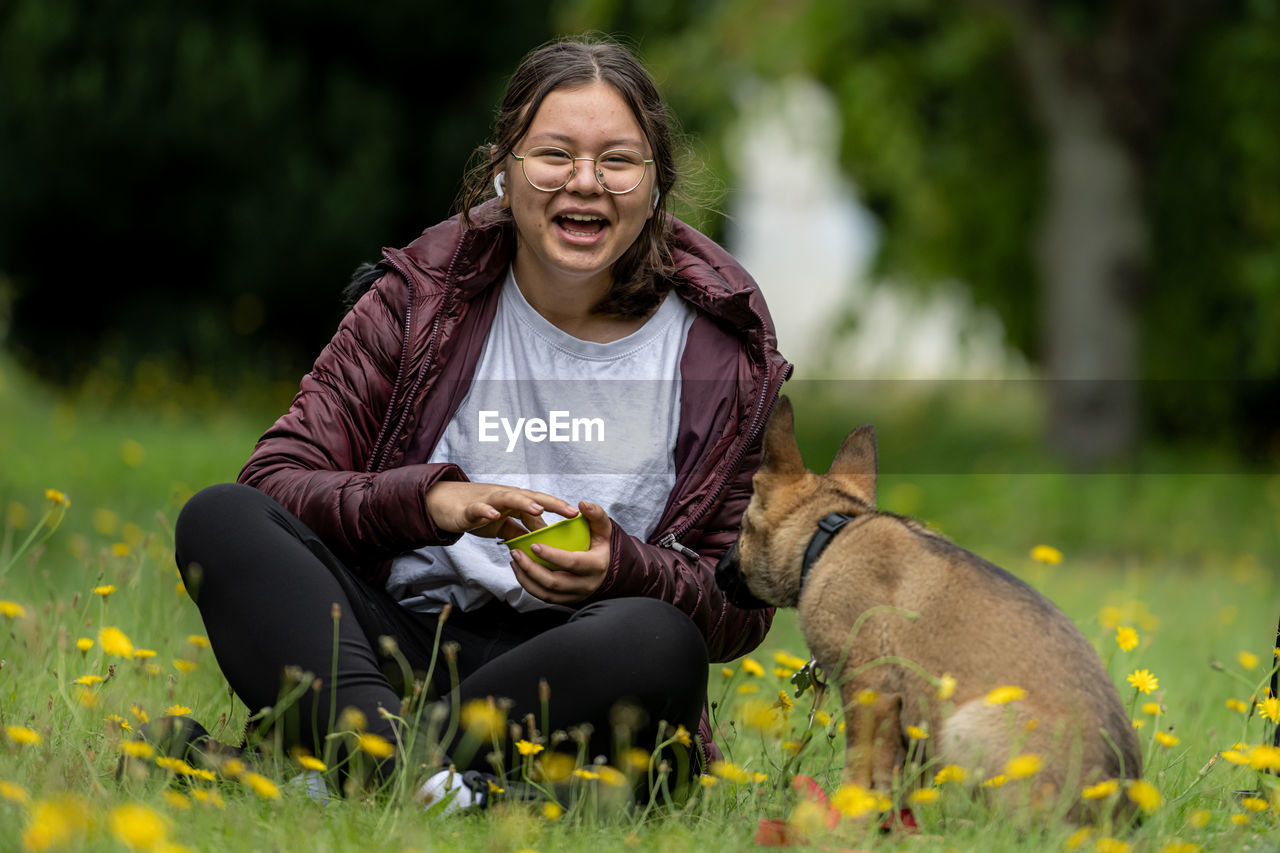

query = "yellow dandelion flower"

[
  {"left": 74, "top": 687, "right": 98, "bottom": 709},
  {"left": 155, "top": 757, "right": 194, "bottom": 775},
  {"left": 73, "top": 674, "right": 104, "bottom": 686},
  {"left": 132, "top": 648, "right": 157, "bottom": 660},
  {"left": 741, "top": 657, "right": 765, "bottom": 677},
  {"left": 776, "top": 690, "right": 794, "bottom": 712},
  {"left": 92, "top": 585, "right": 116, "bottom": 598},
  {"left": 1, "top": 780, "right": 29, "bottom": 803},
  {"left": 1127, "top": 779, "right": 1161, "bottom": 813},
  {"left": 111, "top": 543, "right": 131, "bottom": 557},
  {"left": 831, "top": 784, "right": 880, "bottom": 817},
  {"left": 1221, "top": 749, "right": 1249, "bottom": 765},
  {"left": 1230, "top": 814, "right": 1249, "bottom": 826},
  {"left": 596, "top": 766, "right": 627, "bottom": 787},
  {"left": 105, "top": 714, "right": 132, "bottom": 731},
  {"left": 906, "top": 724, "right": 928, "bottom": 740},
  {"left": 296, "top": 755, "right": 326, "bottom": 772},
  {"left": 120, "top": 741, "right": 154, "bottom": 759},
  {"left": 1115, "top": 626, "right": 1139, "bottom": 651},
  {"left": 774, "top": 651, "right": 808, "bottom": 670},
  {"left": 1154, "top": 732, "right": 1180, "bottom": 747},
  {"left": 815, "top": 710, "right": 833, "bottom": 726},
  {"left": 22, "top": 795, "right": 89, "bottom": 851},
  {"left": 982, "top": 774, "right": 1008, "bottom": 788},
  {"left": 1226, "top": 697, "right": 1250, "bottom": 713},
  {"left": 1065, "top": 827, "right": 1093, "bottom": 851},
  {"left": 6, "top": 725, "right": 41, "bottom": 746},
  {"left": 751, "top": 771, "right": 768, "bottom": 783},
  {"left": 937, "top": 673, "right": 956, "bottom": 700},
  {"left": 780, "top": 740, "right": 800, "bottom": 753},
  {"left": 934, "top": 764, "right": 967, "bottom": 785},
  {"left": 1187, "top": 809, "right": 1211, "bottom": 828},
  {"left": 1161, "top": 842, "right": 1202, "bottom": 853},
  {"left": 161, "top": 791, "right": 192, "bottom": 811},
  {"left": 736, "top": 683, "right": 759, "bottom": 695},
  {"left": 1247, "top": 744, "right": 1280, "bottom": 771},
  {"left": 537, "top": 752, "right": 575, "bottom": 782},
  {"left": 45, "top": 489, "right": 68, "bottom": 506},
  {"left": 542, "top": 801, "right": 563, "bottom": 820},
  {"left": 242, "top": 771, "right": 281, "bottom": 799},
  {"left": 909, "top": 787, "right": 940, "bottom": 804},
  {"left": 621, "top": 748, "right": 649, "bottom": 772},
  {"left": 145, "top": 663, "right": 162, "bottom": 676},
  {"left": 1082, "top": 779, "right": 1120, "bottom": 799},
  {"left": 459, "top": 698, "right": 504, "bottom": 739},
  {"left": 855, "top": 688, "right": 879, "bottom": 705},
  {"left": 1096, "top": 839, "right": 1131, "bottom": 853},
  {"left": 191, "top": 789, "right": 225, "bottom": 808},
  {"left": 0, "top": 600, "right": 27, "bottom": 619},
  {"left": 1259, "top": 696, "right": 1280, "bottom": 723},
  {"left": 1030, "top": 545, "right": 1062, "bottom": 564},
  {"left": 130, "top": 704, "right": 149, "bottom": 723},
  {"left": 710, "top": 761, "right": 751, "bottom": 784},
  {"left": 356, "top": 733, "right": 395, "bottom": 758},
  {"left": 76, "top": 637, "right": 93, "bottom": 652},
  {"left": 186, "top": 635, "right": 210, "bottom": 648},
  {"left": 1126, "top": 669, "right": 1158, "bottom": 694},
  {"left": 221, "top": 758, "right": 246, "bottom": 778},
  {"left": 110, "top": 803, "right": 169, "bottom": 850},
  {"left": 789, "top": 799, "right": 830, "bottom": 836},
  {"left": 99, "top": 626, "right": 135, "bottom": 658},
  {"left": 674, "top": 724, "right": 692, "bottom": 746},
  {"left": 515, "top": 739, "right": 544, "bottom": 757},
  {"left": 739, "top": 698, "right": 782, "bottom": 733},
  {"left": 720, "top": 667, "right": 734, "bottom": 679},
  {"left": 1005, "top": 753, "right": 1042, "bottom": 779},
  {"left": 1132, "top": 718, "right": 1146, "bottom": 729},
  {"left": 984, "top": 685, "right": 1027, "bottom": 705},
  {"left": 337, "top": 707, "right": 367, "bottom": 732},
  {"left": 164, "top": 705, "right": 192, "bottom": 717},
  {"left": 1142, "top": 702, "right": 1162, "bottom": 715},
  {"left": 1238, "top": 651, "right": 1260, "bottom": 670},
  {"left": 772, "top": 667, "right": 793, "bottom": 679},
  {"left": 573, "top": 768, "right": 600, "bottom": 780},
  {"left": 189, "top": 768, "right": 215, "bottom": 783},
  {"left": 1241, "top": 797, "right": 1269, "bottom": 812},
  {"left": 486, "top": 779, "right": 503, "bottom": 795},
  {"left": 173, "top": 659, "right": 197, "bottom": 674},
  {"left": 699, "top": 775, "right": 718, "bottom": 788}
]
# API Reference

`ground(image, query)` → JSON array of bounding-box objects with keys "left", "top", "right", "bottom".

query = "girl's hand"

[
  {"left": 510, "top": 501, "right": 612, "bottom": 604},
  {"left": 425, "top": 481, "right": 578, "bottom": 540}
]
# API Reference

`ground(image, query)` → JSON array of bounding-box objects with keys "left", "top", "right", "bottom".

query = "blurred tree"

[
  {"left": 571, "top": 0, "right": 1278, "bottom": 463},
  {"left": 0, "top": 0, "right": 553, "bottom": 384}
]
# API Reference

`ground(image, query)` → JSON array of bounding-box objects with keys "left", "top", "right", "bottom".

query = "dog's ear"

[
  {"left": 827, "top": 424, "right": 877, "bottom": 505},
  {"left": 760, "top": 396, "right": 804, "bottom": 475}
]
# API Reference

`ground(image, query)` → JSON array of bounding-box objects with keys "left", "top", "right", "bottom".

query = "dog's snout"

[{"left": 714, "top": 540, "right": 771, "bottom": 610}]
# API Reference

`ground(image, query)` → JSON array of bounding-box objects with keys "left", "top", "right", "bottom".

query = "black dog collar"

[{"left": 800, "top": 512, "right": 855, "bottom": 587}]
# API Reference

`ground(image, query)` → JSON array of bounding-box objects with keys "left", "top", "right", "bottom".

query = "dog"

[{"left": 715, "top": 397, "right": 1141, "bottom": 819}]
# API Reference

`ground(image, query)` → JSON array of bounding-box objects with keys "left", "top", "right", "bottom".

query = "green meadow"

[{"left": 1, "top": 356, "right": 1278, "bottom": 852}]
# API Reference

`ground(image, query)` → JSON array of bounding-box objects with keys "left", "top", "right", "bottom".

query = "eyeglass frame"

[{"left": 509, "top": 146, "right": 655, "bottom": 195}]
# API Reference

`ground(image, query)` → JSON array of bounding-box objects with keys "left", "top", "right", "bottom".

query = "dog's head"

[{"left": 715, "top": 396, "right": 879, "bottom": 609}]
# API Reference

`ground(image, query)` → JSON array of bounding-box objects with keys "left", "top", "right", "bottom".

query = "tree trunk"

[{"left": 1004, "top": 6, "right": 1147, "bottom": 466}]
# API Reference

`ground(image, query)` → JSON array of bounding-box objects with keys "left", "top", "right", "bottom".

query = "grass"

[{"left": 1, "top": 354, "right": 1279, "bottom": 851}]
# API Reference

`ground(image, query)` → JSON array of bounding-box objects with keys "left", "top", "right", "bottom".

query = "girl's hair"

[{"left": 458, "top": 35, "right": 678, "bottom": 318}]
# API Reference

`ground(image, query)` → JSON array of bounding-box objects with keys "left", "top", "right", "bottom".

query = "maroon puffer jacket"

[{"left": 238, "top": 203, "right": 791, "bottom": 760}]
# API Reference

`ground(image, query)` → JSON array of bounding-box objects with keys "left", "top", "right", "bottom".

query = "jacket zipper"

[
  {"left": 658, "top": 308, "right": 793, "bottom": 554},
  {"left": 367, "top": 238, "right": 467, "bottom": 473}
]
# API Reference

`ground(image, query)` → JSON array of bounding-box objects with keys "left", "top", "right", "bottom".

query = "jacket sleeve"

[
  {"left": 590, "top": 434, "right": 773, "bottom": 664},
  {"left": 237, "top": 271, "right": 467, "bottom": 570}
]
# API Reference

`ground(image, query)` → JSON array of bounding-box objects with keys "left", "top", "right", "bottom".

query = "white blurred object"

[{"left": 727, "top": 77, "right": 1027, "bottom": 381}]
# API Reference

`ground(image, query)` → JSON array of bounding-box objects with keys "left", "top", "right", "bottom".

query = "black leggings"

[{"left": 174, "top": 483, "right": 708, "bottom": 777}]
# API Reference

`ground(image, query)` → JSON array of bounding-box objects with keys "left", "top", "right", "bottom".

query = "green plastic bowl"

[{"left": 502, "top": 514, "right": 590, "bottom": 569}]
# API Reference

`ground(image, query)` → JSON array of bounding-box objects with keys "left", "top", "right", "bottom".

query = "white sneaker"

[
  {"left": 417, "top": 768, "right": 486, "bottom": 814},
  {"left": 287, "top": 769, "right": 331, "bottom": 804}
]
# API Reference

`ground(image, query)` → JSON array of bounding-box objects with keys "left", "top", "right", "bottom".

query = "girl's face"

[{"left": 503, "top": 81, "right": 656, "bottom": 295}]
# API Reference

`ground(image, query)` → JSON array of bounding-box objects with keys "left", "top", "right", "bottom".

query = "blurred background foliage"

[{"left": 1, "top": 0, "right": 1278, "bottom": 464}]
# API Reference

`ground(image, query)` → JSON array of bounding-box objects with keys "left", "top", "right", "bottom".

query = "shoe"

[
  {"left": 417, "top": 768, "right": 494, "bottom": 814},
  {"left": 286, "top": 769, "right": 332, "bottom": 804}
]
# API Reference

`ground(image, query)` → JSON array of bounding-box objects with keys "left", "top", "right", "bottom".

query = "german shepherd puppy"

[{"left": 716, "top": 397, "right": 1141, "bottom": 817}]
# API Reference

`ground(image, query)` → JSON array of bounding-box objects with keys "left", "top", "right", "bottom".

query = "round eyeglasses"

[{"left": 511, "top": 146, "right": 654, "bottom": 195}]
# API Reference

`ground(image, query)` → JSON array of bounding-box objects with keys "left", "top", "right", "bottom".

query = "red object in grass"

[{"left": 754, "top": 817, "right": 796, "bottom": 847}]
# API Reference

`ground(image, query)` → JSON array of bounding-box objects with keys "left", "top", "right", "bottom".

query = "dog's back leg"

[{"left": 840, "top": 686, "right": 906, "bottom": 793}]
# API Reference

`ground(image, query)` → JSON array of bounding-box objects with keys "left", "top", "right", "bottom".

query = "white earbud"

[
  {"left": 493, "top": 171, "right": 507, "bottom": 199},
  {"left": 651, "top": 188, "right": 661, "bottom": 211}
]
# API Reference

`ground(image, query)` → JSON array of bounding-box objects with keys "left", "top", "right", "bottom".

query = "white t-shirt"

[{"left": 388, "top": 268, "right": 697, "bottom": 613}]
